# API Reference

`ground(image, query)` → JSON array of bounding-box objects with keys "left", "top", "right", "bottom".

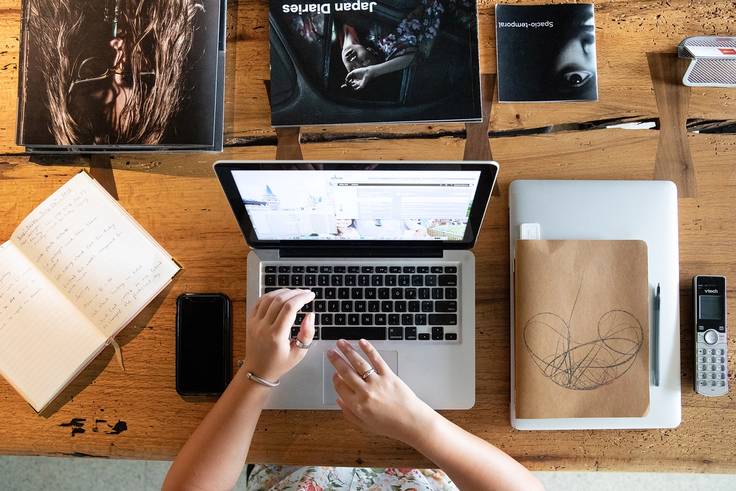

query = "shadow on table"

[{"left": 39, "top": 284, "right": 174, "bottom": 418}]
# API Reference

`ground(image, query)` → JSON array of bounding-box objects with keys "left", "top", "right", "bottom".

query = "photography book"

[
  {"left": 495, "top": 4, "right": 598, "bottom": 102},
  {"left": 269, "top": 0, "right": 482, "bottom": 126},
  {"left": 0, "top": 172, "right": 180, "bottom": 412},
  {"left": 16, "top": 0, "right": 226, "bottom": 152}
]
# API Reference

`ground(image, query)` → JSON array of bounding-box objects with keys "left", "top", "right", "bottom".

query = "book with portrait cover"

[
  {"left": 495, "top": 4, "right": 598, "bottom": 103},
  {"left": 269, "top": 0, "right": 483, "bottom": 126},
  {"left": 16, "top": 0, "right": 226, "bottom": 152}
]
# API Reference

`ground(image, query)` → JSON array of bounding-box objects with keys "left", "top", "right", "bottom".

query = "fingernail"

[{"left": 327, "top": 349, "right": 337, "bottom": 358}]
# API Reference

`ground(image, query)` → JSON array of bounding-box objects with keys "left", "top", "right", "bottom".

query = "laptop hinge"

[{"left": 279, "top": 247, "right": 444, "bottom": 258}]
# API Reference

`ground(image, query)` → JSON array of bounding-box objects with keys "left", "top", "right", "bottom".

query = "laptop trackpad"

[{"left": 322, "top": 350, "right": 398, "bottom": 406}]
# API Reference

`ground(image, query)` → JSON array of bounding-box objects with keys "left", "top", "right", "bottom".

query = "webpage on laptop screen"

[{"left": 232, "top": 170, "right": 481, "bottom": 241}]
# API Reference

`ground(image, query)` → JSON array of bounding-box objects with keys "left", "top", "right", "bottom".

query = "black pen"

[{"left": 653, "top": 283, "right": 661, "bottom": 387}]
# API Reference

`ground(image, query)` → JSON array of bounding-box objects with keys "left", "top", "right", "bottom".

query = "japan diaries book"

[
  {"left": 16, "top": 0, "right": 226, "bottom": 152},
  {"left": 269, "top": 0, "right": 482, "bottom": 126},
  {"left": 495, "top": 4, "right": 598, "bottom": 103}
]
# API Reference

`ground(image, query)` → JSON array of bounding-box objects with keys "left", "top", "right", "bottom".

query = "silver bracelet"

[{"left": 247, "top": 371, "right": 280, "bottom": 388}]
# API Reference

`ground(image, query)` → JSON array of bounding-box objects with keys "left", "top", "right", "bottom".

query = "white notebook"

[{"left": 0, "top": 172, "right": 180, "bottom": 412}]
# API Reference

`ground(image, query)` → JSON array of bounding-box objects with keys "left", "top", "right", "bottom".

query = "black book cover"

[
  {"left": 270, "top": 0, "right": 482, "bottom": 126},
  {"left": 495, "top": 4, "right": 598, "bottom": 102},
  {"left": 16, "top": 0, "right": 225, "bottom": 150}
]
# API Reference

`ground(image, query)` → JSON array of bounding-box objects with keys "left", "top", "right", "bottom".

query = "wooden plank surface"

[
  {"left": 0, "top": 130, "right": 735, "bottom": 472},
  {"left": 0, "top": 0, "right": 734, "bottom": 474}
]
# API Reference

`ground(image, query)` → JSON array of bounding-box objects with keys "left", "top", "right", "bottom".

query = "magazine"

[
  {"left": 16, "top": 0, "right": 226, "bottom": 152},
  {"left": 270, "top": 0, "right": 483, "bottom": 126},
  {"left": 496, "top": 4, "right": 598, "bottom": 102}
]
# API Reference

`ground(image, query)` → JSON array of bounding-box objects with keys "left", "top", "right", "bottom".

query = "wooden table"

[{"left": 1, "top": 0, "right": 735, "bottom": 473}]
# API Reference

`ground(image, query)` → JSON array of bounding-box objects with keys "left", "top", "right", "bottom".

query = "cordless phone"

[{"left": 694, "top": 276, "right": 728, "bottom": 397}]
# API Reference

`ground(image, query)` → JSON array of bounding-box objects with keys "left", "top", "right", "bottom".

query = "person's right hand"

[
  {"left": 345, "top": 66, "right": 374, "bottom": 90},
  {"left": 328, "top": 338, "right": 436, "bottom": 444}
]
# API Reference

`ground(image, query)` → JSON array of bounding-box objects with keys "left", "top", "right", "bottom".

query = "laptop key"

[
  {"left": 431, "top": 288, "right": 443, "bottom": 299},
  {"left": 293, "top": 266, "right": 305, "bottom": 273},
  {"left": 425, "top": 275, "right": 437, "bottom": 286},
  {"left": 265, "top": 266, "right": 277, "bottom": 273},
  {"left": 375, "top": 313, "right": 387, "bottom": 325},
  {"left": 401, "top": 314, "right": 413, "bottom": 325},
  {"left": 408, "top": 301, "right": 420, "bottom": 312},
  {"left": 318, "top": 275, "right": 329, "bottom": 286},
  {"left": 378, "top": 288, "right": 390, "bottom": 299},
  {"left": 355, "top": 301, "right": 367, "bottom": 312},
  {"left": 398, "top": 275, "right": 410, "bottom": 286},
  {"left": 278, "top": 266, "right": 290, "bottom": 273},
  {"left": 334, "top": 266, "right": 346, "bottom": 273},
  {"left": 429, "top": 314, "right": 457, "bottom": 325},
  {"left": 351, "top": 288, "right": 363, "bottom": 299},
  {"left": 430, "top": 266, "right": 442, "bottom": 273},
  {"left": 305, "top": 275, "right": 316, "bottom": 286},
  {"left": 348, "top": 266, "right": 360, "bottom": 273},
  {"left": 361, "top": 266, "right": 374, "bottom": 273},
  {"left": 278, "top": 275, "right": 289, "bottom": 286},
  {"left": 382, "top": 301, "right": 393, "bottom": 312},
  {"left": 389, "top": 326, "right": 403, "bottom": 340},
  {"left": 389, "top": 266, "right": 401, "bottom": 273},
  {"left": 371, "top": 276, "right": 383, "bottom": 286},
  {"left": 445, "top": 266, "right": 457, "bottom": 273},
  {"left": 291, "top": 275, "right": 303, "bottom": 286},
  {"left": 432, "top": 326, "right": 444, "bottom": 340},
  {"left": 376, "top": 266, "right": 388, "bottom": 273},
  {"left": 328, "top": 300, "right": 339, "bottom": 312},
  {"left": 361, "top": 314, "right": 373, "bottom": 325},
  {"left": 418, "top": 333, "right": 430, "bottom": 340},
  {"left": 405, "top": 326, "right": 417, "bottom": 340},
  {"left": 341, "top": 301, "right": 353, "bottom": 312},
  {"left": 395, "top": 301, "right": 407, "bottom": 312},
  {"left": 348, "top": 314, "right": 360, "bottom": 325},
  {"left": 411, "top": 275, "right": 423, "bottom": 286},
  {"left": 445, "top": 333, "right": 458, "bottom": 341},
  {"left": 435, "top": 301, "right": 458, "bottom": 312},
  {"left": 345, "top": 275, "right": 357, "bottom": 286},
  {"left": 264, "top": 274, "right": 276, "bottom": 286},
  {"left": 322, "top": 326, "right": 386, "bottom": 340},
  {"left": 417, "top": 266, "right": 429, "bottom": 273},
  {"left": 265, "top": 287, "right": 277, "bottom": 293},
  {"left": 335, "top": 314, "right": 346, "bottom": 325},
  {"left": 419, "top": 288, "right": 430, "bottom": 299},
  {"left": 385, "top": 275, "right": 397, "bottom": 286},
  {"left": 365, "top": 288, "right": 377, "bottom": 299},
  {"left": 358, "top": 275, "right": 370, "bottom": 286},
  {"left": 415, "top": 314, "right": 427, "bottom": 325},
  {"left": 291, "top": 326, "right": 299, "bottom": 337},
  {"left": 438, "top": 275, "right": 457, "bottom": 286},
  {"left": 302, "top": 302, "right": 313, "bottom": 312},
  {"left": 421, "top": 301, "right": 433, "bottom": 312},
  {"left": 315, "top": 300, "right": 326, "bottom": 311},
  {"left": 388, "top": 314, "right": 400, "bottom": 325},
  {"left": 391, "top": 288, "right": 403, "bottom": 299},
  {"left": 325, "top": 289, "right": 337, "bottom": 299},
  {"left": 331, "top": 276, "right": 343, "bottom": 286},
  {"left": 320, "top": 266, "right": 332, "bottom": 273},
  {"left": 403, "top": 266, "right": 416, "bottom": 273},
  {"left": 321, "top": 313, "right": 333, "bottom": 325},
  {"left": 405, "top": 288, "right": 417, "bottom": 299},
  {"left": 312, "top": 288, "right": 323, "bottom": 299},
  {"left": 306, "top": 266, "right": 318, "bottom": 273},
  {"left": 338, "top": 288, "right": 350, "bottom": 299},
  {"left": 446, "top": 288, "right": 458, "bottom": 299}
]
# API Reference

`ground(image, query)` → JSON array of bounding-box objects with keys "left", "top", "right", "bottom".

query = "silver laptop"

[{"left": 214, "top": 161, "right": 498, "bottom": 409}]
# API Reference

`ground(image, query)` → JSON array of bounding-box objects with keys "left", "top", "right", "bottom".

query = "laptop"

[{"left": 214, "top": 161, "right": 498, "bottom": 409}]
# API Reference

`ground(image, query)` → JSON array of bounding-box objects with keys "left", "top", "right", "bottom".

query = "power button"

[{"left": 704, "top": 329, "right": 719, "bottom": 345}]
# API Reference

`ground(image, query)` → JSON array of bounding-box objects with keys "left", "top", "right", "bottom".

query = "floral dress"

[
  {"left": 247, "top": 465, "right": 458, "bottom": 491},
  {"left": 369, "top": 0, "right": 476, "bottom": 61}
]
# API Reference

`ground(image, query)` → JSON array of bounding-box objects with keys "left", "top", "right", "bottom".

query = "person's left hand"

[
  {"left": 345, "top": 66, "right": 374, "bottom": 90},
  {"left": 244, "top": 289, "right": 315, "bottom": 382}
]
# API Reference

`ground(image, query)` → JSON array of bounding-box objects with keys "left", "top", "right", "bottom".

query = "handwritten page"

[
  {"left": 11, "top": 172, "right": 179, "bottom": 338},
  {"left": 0, "top": 242, "right": 107, "bottom": 412},
  {"left": 514, "top": 240, "right": 650, "bottom": 418}
]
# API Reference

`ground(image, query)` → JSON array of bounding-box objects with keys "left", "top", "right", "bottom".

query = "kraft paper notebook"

[
  {"left": 0, "top": 172, "right": 180, "bottom": 412},
  {"left": 514, "top": 240, "right": 650, "bottom": 419}
]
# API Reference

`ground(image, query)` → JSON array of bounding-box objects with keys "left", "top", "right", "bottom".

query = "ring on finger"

[
  {"left": 360, "top": 367, "right": 376, "bottom": 380},
  {"left": 295, "top": 338, "right": 312, "bottom": 349}
]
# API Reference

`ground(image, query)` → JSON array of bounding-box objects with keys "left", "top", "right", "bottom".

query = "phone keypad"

[{"left": 696, "top": 330, "right": 729, "bottom": 395}]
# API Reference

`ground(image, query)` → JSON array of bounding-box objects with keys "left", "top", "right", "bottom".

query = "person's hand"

[
  {"left": 345, "top": 66, "right": 374, "bottom": 91},
  {"left": 244, "top": 289, "right": 315, "bottom": 382},
  {"left": 328, "top": 339, "right": 436, "bottom": 444}
]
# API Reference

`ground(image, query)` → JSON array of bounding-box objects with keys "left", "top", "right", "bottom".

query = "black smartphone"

[{"left": 176, "top": 293, "right": 231, "bottom": 396}]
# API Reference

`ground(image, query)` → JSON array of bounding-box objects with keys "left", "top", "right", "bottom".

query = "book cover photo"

[
  {"left": 270, "top": 0, "right": 482, "bottom": 126},
  {"left": 495, "top": 4, "right": 598, "bottom": 103},
  {"left": 16, "top": 0, "right": 225, "bottom": 151}
]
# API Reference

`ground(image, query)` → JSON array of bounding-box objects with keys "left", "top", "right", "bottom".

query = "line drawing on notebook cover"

[{"left": 522, "top": 278, "right": 644, "bottom": 391}]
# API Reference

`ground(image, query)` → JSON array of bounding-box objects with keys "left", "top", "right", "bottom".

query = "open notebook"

[{"left": 0, "top": 171, "right": 180, "bottom": 412}]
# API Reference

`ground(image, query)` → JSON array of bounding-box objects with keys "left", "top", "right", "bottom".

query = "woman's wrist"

[{"left": 399, "top": 399, "right": 440, "bottom": 447}]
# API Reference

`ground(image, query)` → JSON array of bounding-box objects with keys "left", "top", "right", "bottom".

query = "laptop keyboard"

[{"left": 262, "top": 264, "right": 460, "bottom": 342}]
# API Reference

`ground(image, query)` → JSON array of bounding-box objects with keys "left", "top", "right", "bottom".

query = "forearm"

[
  {"left": 163, "top": 368, "right": 271, "bottom": 491},
  {"left": 372, "top": 53, "right": 415, "bottom": 77},
  {"left": 407, "top": 408, "right": 543, "bottom": 491}
]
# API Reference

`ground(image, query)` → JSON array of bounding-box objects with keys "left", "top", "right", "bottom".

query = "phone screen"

[{"left": 176, "top": 294, "right": 231, "bottom": 395}]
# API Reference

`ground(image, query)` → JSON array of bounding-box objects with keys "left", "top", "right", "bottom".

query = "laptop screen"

[
  {"left": 215, "top": 162, "right": 497, "bottom": 249},
  {"left": 230, "top": 170, "right": 482, "bottom": 241}
]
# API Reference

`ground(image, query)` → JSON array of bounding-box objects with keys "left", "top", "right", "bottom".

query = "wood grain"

[{"left": 0, "top": 0, "right": 734, "bottom": 474}]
